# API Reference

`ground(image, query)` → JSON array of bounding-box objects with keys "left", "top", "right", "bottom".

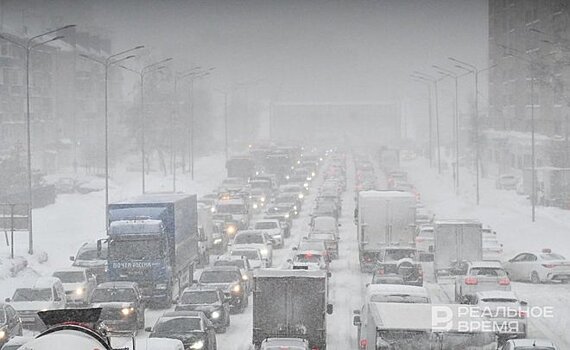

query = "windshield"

[
  {"left": 231, "top": 250, "right": 260, "bottom": 260},
  {"left": 469, "top": 267, "right": 507, "bottom": 277},
  {"left": 155, "top": 317, "right": 202, "bottom": 333},
  {"left": 108, "top": 239, "right": 163, "bottom": 260},
  {"left": 53, "top": 271, "right": 85, "bottom": 283},
  {"left": 90, "top": 288, "right": 136, "bottom": 303},
  {"left": 12, "top": 288, "right": 52, "bottom": 302},
  {"left": 200, "top": 271, "right": 240, "bottom": 283},
  {"left": 255, "top": 222, "right": 278, "bottom": 229},
  {"left": 541, "top": 253, "right": 566, "bottom": 260},
  {"left": 77, "top": 247, "right": 106, "bottom": 260},
  {"left": 234, "top": 233, "right": 264, "bottom": 244},
  {"left": 214, "top": 259, "right": 246, "bottom": 269},
  {"left": 216, "top": 204, "right": 246, "bottom": 214},
  {"left": 295, "top": 254, "right": 322, "bottom": 263},
  {"left": 180, "top": 290, "right": 220, "bottom": 304},
  {"left": 384, "top": 250, "right": 417, "bottom": 261}
]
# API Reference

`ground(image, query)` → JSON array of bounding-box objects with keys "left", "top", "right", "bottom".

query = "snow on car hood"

[{"left": 11, "top": 301, "right": 54, "bottom": 312}]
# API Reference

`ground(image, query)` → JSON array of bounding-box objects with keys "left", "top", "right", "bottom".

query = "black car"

[
  {"left": 89, "top": 281, "right": 145, "bottom": 333},
  {"left": 175, "top": 287, "right": 230, "bottom": 333},
  {"left": 0, "top": 304, "right": 22, "bottom": 347},
  {"left": 147, "top": 311, "right": 217, "bottom": 350},
  {"left": 376, "top": 248, "right": 423, "bottom": 286},
  {"left": 197, "top": 267, "right": 248, "bottom": 313}
]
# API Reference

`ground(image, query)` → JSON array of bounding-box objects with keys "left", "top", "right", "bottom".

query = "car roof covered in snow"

[
  {"left": 366, "top": 284, "right": 429, "bottom": 300},
  {"left": 254, "top": 269, "right": 326, "bottom": 279},
  {"left": 434, "top": 219, "right": 481, "bottom": 226},
  {"left": 34, "top": 277, "right": 62, "bottom": 288},
  {"left": 112, "top": 193, "right": 195, "bottom": 205},
  {"left": 468, "top": 261, "right": 504, "bottom": 268},
  {"left": 358, "top": 190, "right": 415, "bottom": 199}
]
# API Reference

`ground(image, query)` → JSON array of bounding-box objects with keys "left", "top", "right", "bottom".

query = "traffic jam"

[{"left": 0, "top": 145, "right": 564, "bottom": 350}]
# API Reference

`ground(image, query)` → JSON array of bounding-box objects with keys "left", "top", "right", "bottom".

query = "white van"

[{"left": 7, "top": 277, "right": 66, "bottom": 329}]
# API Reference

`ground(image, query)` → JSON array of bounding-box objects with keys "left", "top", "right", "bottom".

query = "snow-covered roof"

[
  {"left": 359, "top": 190, "right": 415, "bottom": 199},
  {"left": 34, "top": 277, "right": 62, "bottom": 288},
  {"left": 253, "top": 268, "right": 326, "bottom": 279},
  {"left": 112, "top": 193, "right": 195, "bottom": 205},
  {"left": 365, "top": 284, "right": 428, "bottom": 298},
  {"left": 434, "top": 219, "right": 481, "bottom": 226}
]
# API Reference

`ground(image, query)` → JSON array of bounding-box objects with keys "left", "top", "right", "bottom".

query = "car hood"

[
  {"left": 263, "top": 228, "right": 281, "bottom": 236},
  {"left": 197, "top": 282, "right": 235, "bottom": 291},
  {"left": 150, "top": 332, "right": 205, "bottom": 344},
  {"left": 73, "top": 260, "right": 106, "bottom": 268},
  {"left": 11, "top": 301, "right": 54, "bottom": 312}
]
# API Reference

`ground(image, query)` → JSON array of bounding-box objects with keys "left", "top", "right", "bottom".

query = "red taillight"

[
  {"left": 311, "top": 347, "right": 320, "bottom": 350},
  {"left": 542, "top": 264, "right": 556, "bottom": 268},
  {"left": 377, "top": 268, "right": 385, "bottom": 275},
  {"left": 416, "top": 237, "right": 424, "bottom": 243},
  {"left": 498, "top": 277, "right": 510, "bottom": 286},
  {"left": 360, "top": 339, "right": 368, "bottom": 349},
  {"left": 519, "top": 310, "right": 528, "bottom": 318},
  {"left": 464, "top": 276, "right": 478, "bottom": 285}
]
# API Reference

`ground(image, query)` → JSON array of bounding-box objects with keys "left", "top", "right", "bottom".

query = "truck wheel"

[{"left": 530, "top": 271, "right": 541, "bottom": 284}]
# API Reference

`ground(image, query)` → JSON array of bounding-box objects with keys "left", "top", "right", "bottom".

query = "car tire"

[
  {"left": 226, "top": 314, "right": 231, "bottom": 327},
  {"left": 530, "top": 271, "right": 541, "bottom": 284}
]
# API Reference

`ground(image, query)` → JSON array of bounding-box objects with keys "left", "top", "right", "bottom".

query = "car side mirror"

[
  {"left": 69, "top": 256, "right": 75, "bottom": 262},
  {"left": 145, "top": 327, "right": 152, "bottom": 332},
  {"left": 4, "top": 298, "right": 10, "bottom": 303},
  {"left": 327, "top": 272, "right": 332, "bottom": 278},
  {"left": 291, "top": 247, "right": 298, "bottom": 251},
  {"left": 338, "top": 223, "right": 342, "bottom": 227},
  {"left": 54, "top": 296, "right": 62, "bottom": 302},
  {"left": 326, "top": 304, "right": 333, "bottom": 315},
  {"left": 520, "top": 300, "right": 528, "bottom": 306},
  {"left": 365, "top": 283, "right": 370, "bottom": 287},
  {"left": 353, "top": 315, "right": 361, "bottom": 326}
]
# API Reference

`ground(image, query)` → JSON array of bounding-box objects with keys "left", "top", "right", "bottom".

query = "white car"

[
  {"left": 455, "top": 261, "right": 511, "bottom": 303},
  {"left": 253, "top": 219, "right": 284, "bottom": 248},
  {"left": 414, "top": 225, "right": 434, "bottom": 253},
  {"left": 260, "top": 338, "right": 309, "bottom": 350},
  {"left": 230, "top": 230, "right": 273, "bottom": 266},
  {"left": 229, "top": 247, "right": 265, "bottom": 269},
  {"left": 288, "top": 250, "right": 328, "bottom": 271},
  {"left": 501, "top": 339, "right": 558, "bottom": 350},
  {"left": 472, "top": 291, "right": 527, "bottom": 340},
  {"left": 52, "top": 268, "right": 97, "bottom": 305},
  {"left": 502, "top": 249, "right": 570, "bottom": 283}
]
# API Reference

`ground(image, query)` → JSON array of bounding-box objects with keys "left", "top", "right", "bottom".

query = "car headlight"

[
  {"left": 75, "top": 287, "right": 85, "bottom": 296},
  {"left": 260, "top": 248, "right": 268, "bottom": 256},
  {"left": 293, "top": 205, "right": 297, "bottom": 210},
  {"left": 298, "top": 193, "right": 304, "bottom": 199},
  {"left": 0, "top": 330, "right": 6, "bottom": 339},
  {"left": 211, "top": 311, "right": 220, "bottom": 319},
  {"left": 307, "top": 177, "right": 312, "bottom": 181},
  {"left": 156, "top": 283, "right": 168, "bottom": 289},
  {"left": 285, "top": 213, "right": 290, "bottom": 219},
  {"left": 214, "top": 238, "right": 222, "bottom": 245},
  {"left": 312, "top": 172, "right": 316, "bottom": 177},
  {"left": 231, "top": 284, "right": 241, "bottom": 293},
  {"left": 304, "top": 182, "right": 309, "bottom": 188},
  {"left": 253, "top": 203, "right": 258, "bottom": 209},
  {"left": 286, "top": 175, "right": 290, "bottom": 180},
  {"left": 190, "top": 340, "right": 204, "bottom": 349},
  {"left": 260, "top": 197, "right": 266, "bottom": 202},
  {"left": 227, "top": 225, "right": 236, "bottom": 234},
  {"left": 242, "top": 274, "right": 249, "bottom": 281},
  {"left": 121, "top": 307, "right": 134, "bottom": 316}
]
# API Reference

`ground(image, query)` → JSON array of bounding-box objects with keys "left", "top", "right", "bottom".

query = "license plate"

[{"left": 21, "top": 317, "right": 35, "bottom": 322}]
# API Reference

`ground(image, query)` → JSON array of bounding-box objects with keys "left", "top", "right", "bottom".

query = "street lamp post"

[
  {"left": 0, "top": 24, "right": 76, "bottom": 255},
  {"left": 433, "top": 65, "right": 466, "bottom": 193},
  {"left": 410, "top": 76, "right": 434, "bottom": 167},
  {"left": 121, "top": 58, "right": 173, "bottom": 193},
  {"left": 80, "top": 45, "right": 144, "bottom": 231},
  {"left": 449, "top": 57, "right": 499, "bottom": 206},
  {"left": 413, "top": 71, "right": 442, "bottom": 174}
]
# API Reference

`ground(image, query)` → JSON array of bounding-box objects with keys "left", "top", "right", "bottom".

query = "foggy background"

[{"left": 1, "top": 0, "right": 487, "bottom": 103}]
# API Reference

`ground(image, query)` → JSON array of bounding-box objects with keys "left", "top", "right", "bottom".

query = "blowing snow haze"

[{"left": 1, "top": 0, "right": 487, "bottom": 102}]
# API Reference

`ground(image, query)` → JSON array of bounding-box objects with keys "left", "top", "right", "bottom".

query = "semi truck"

[
  {"left": 252, "top": 269, "right": 333, "bottom": 350},
  {"left": 433, "top": 220, "right": 482, "bottom": 280},
  {"left": 104, "top": 193, "right": 201, "bottom": 307},
  {"left": 356, "top": 190, "right": 416, "bottom": 272}
]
